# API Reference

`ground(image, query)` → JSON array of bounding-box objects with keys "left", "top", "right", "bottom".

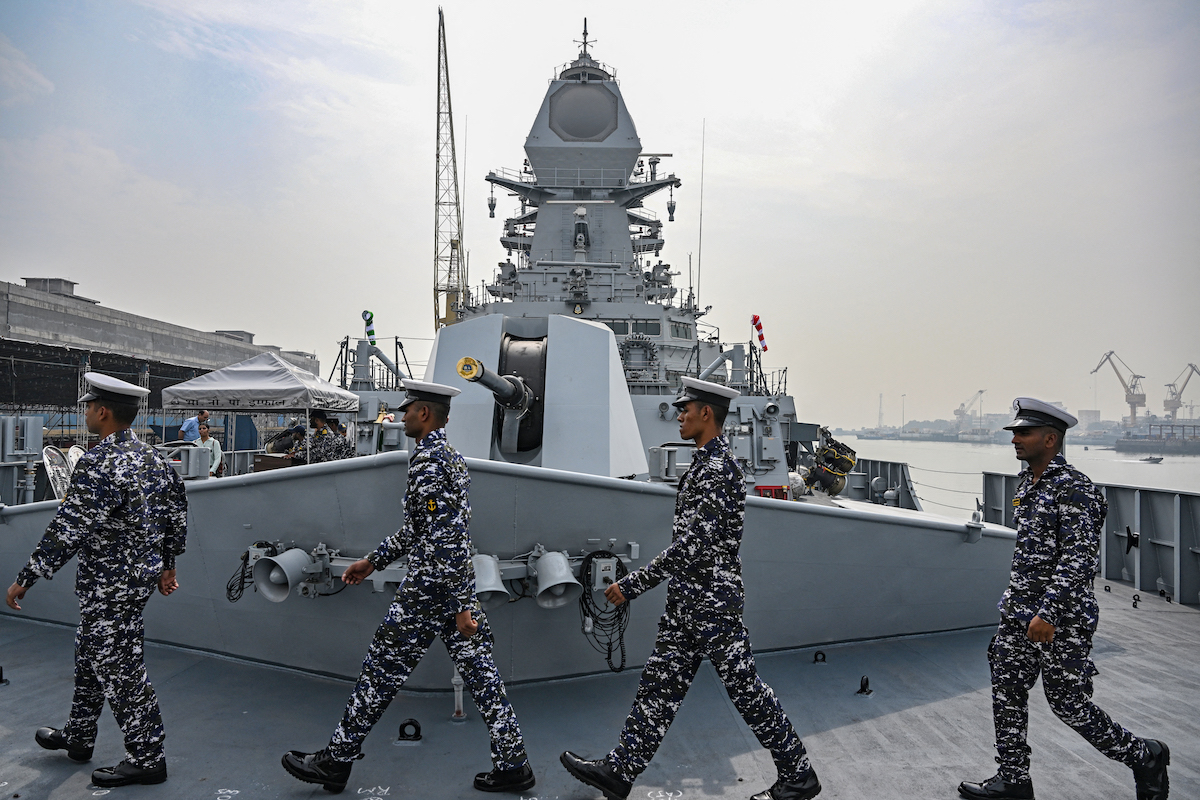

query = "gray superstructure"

[{"left": 457, "top": 37, "right": 798, "bottom": 494}]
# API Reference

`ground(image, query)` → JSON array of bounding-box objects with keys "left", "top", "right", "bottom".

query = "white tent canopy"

[{"left": 161, "top": 352, "right": 359, "bottom": 412}]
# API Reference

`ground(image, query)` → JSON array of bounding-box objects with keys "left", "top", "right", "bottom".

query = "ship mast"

[{"left": 433, "top": 7, "right": 466, "bottom": 329}]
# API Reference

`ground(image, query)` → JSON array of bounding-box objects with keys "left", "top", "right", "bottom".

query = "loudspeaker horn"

[
  {"left": 534, "top": 550, "right": 582, "bottom": 609},
  {"left": 472, "top": 554, "right": 510, "bottom": 610},
  {"left": 252, "top": 548, "right": 314, "bottom": 603}
]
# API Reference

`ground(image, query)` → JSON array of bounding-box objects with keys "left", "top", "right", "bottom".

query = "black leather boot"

[
  {"left": 958, "top": 774, "right": 1034, "bottom": 799},
  {"left": 750, "top": 769, "right": 822, "bottom": 800},
  {"left": 281, "top": 749, "right": 354, "bottom": 793},
  {"left": 35, "top": 727, "right": 93, "bottom": 762},
  {"left": 1133, "top": 738, "right": 1170, "bottom": 800},
  {"left": 474, "top": 762, "right": 536, "bottom": 792},
  {"left": 560, "top": 751, "right": 632, "bottom": 800},
  {"left": 91, "top": 760, "right": 167, "bottom": 787}
]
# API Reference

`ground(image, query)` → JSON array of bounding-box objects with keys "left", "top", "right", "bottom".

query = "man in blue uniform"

[
  {"left": 959, "top": 398, "right": 1170, "bottom": 800},
  {"left": 282, "top": 379, "right": 533, "bottom": 794},
  {"left": 6, "top": 372, "right": 188, "bottom": 788},
  {"left": 561, "top": 377, "right": 820, "bottom": 800},
  {"left": 178, "top": 409, "right": 207, "bottom": 442}
]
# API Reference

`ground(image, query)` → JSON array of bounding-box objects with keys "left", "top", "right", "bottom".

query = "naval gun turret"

[
  {"left": 426, "top": 314, "right": 646, "bottom": 477},
  {"left": 456, "top": 355, "right": 538, "bottom": 455}
]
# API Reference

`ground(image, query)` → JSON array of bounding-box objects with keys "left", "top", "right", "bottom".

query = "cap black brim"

[{"left": 1004, "top": 418, "right": 1065, "bottom": 432}]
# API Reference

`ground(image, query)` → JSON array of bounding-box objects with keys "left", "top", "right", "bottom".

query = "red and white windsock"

[{"left": 751, "top": 314, "right": 768, "bottom": 351}]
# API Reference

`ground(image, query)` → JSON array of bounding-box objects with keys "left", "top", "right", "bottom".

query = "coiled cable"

[
  {"left": 226, "top": 541, "right": 278, "bottom": 603},
  {"left": 577, "top": 551, "right": 630, "bottom": 672}
]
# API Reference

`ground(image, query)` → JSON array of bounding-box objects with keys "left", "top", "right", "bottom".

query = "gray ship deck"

[{"left": 0, "top": 582, "right": 1194, "bottom": 800}]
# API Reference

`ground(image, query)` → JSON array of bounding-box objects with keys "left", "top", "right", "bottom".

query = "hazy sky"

[{"left": 1, "top": 0, "right": 1197, "bottom": 428}]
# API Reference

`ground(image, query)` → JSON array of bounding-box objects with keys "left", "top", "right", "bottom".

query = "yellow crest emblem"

[{"left": 427, "top": 499, "right": 437, "bottom": 512}]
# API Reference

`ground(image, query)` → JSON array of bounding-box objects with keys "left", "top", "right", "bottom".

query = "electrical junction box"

[
  {"left": 729, "top": 436, "right": 752, "bottom": 461},
  {"left": 246, "top": 545, "right": 277, "bottom": 566},
  {"left": 591, "top": 557, "right": 618, "bottom": 592}
]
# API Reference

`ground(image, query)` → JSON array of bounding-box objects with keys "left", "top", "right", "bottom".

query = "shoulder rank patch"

[
  {"left": 1012, "top": 498, "right": 1020, "bottom": 507},
  {"left": 427, "top": 499, "right": 437, "bottom": 512}
]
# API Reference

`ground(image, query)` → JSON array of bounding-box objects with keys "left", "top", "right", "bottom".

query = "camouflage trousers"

[
  {"left": 327, "top": 600, "right": 527, "bottom": 769},
  {"left": 61, "top": 590, "right": 166, "bottom": 768},
  {"left": 607, "top": 609, "right": 810, "bottom": 783},
  {"left": 989, "top": 617, "right": 1149, "bottom": 781}
]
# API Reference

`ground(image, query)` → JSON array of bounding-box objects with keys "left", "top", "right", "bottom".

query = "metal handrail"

[{"left": 983, "top": 472, "right": 1200, "bottom": 606}]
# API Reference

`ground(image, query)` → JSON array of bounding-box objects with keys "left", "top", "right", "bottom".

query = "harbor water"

[{"left": 844, "top": 436, "right": 1200, "bottom": 519}]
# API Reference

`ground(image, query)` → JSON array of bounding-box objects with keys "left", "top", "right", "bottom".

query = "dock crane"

[
  {"left": 953, "top": 389, "right": 986, "bottom": 431},
  {"left": 1164, "top": 363, "right": 1200, "bottom": 421},
  {"left": 1090, "top": 351, "right": 1146, "bottom": 426}
]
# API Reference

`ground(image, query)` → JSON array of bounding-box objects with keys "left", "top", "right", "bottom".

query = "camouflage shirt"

[
  {"left": 366, "top": 428, "right": 474, "bottom": 614},
  {"left": 16, "top": 429, "right": 188, "bottom": 602},
  {"left": 620, "top": 435, "right": 746, "bottom": 618},
  {"left": 288, "top": 426, "right": 351, "bottom": 464},
  {"left": 1000, "top": 453, "right": 1105, "bottom": 629}
]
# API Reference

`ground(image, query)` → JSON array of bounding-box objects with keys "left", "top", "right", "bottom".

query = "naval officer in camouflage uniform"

[
  {"left": 6, "top": 372, "right": 187, "bottom": 788},
  {"left": 959, "top": 398, "right": 1170, "bottom": 800},
  {"left": 282, "top": 379, "right": 534, "bottom": 794},
  {"left": 288, "top": 409, "right": 353, "bottom": 463},
  {"left": 561, "top": 377, "right": 820, "bottom": 800}
]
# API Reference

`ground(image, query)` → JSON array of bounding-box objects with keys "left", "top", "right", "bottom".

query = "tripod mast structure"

[{"left": 434, "top": 7, "right": 467, "bottom": 329}]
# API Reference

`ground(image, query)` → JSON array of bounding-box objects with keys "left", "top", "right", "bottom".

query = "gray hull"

[{"left": 0, "top": 452, "right": 1014, "bottom": 690}]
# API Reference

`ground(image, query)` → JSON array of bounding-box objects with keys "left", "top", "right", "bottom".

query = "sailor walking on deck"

[
  {"left": 5, "top": 372, "right": 188, "bottom": 788},
  {"left": 561, "top": 376, "right": 820, "bottom": 800},
  {"left": 281, "top": 379, "right": 534, "bottom": 794},
  {"left": 959, "top": 397, "right": 1170, "bottom": 800}
]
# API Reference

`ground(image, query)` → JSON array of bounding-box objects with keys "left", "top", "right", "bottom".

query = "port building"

[{"left": 0, "top": 277, "right": 318, "bottom": 440}]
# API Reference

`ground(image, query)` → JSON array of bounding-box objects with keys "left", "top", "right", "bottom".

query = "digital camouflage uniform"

[
  {"left": 990, "top": 453, "right": 1149, "bottom": 781},
  {"left": 15, "top": 429, "right": 187, "bottom": 769},
  {"left": 288, "top": 426, "right": 352, "bottom": 464},
  {"left": 606, "top": 435, "right": 810, "bottom": 783},
  {"left": 326, "top": 428, "right": 527, "bottom": 769}
]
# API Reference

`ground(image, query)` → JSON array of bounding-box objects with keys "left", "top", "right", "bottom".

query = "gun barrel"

[{"left": 457, "top": 357, "right": 526, "bottom": 409}]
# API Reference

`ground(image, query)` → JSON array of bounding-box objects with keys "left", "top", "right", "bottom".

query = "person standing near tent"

[
  {"left": 266, "top": 426, "right": 305, "bottom": 455},
  {"left": 287, "top": 410, "right": 350, "bottom": 464},
  {"left": 196, "top": 422, "right": 223, "bottom": 477},
  {"left": 178, "top": 410, "right": 207, "bottom": 443}
]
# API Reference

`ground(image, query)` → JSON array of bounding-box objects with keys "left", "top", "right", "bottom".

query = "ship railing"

[
  {"left": 844, "top": 458, "right": 922, "bottom": 511},
  {"left": 1148, "top": 423, "right": 1200, "bottom": 439},
  {"left": 759, "top": 368, "right": 788, "bottom": 397},
  {"left": 983, "top": 472, "right": 1200, "bottom": 607},
  {"left": 534, "top": 167, "right": 628, "bottom": 188},
  {"left": 489, "top": 166, "right": 630, "bottom": 188},
  {"left": 223, "top": 449, "right": 264, "bottom": 477},
  {"left": 552, "top": 59, "right": 618, "bottom": 81},
  {"left": 628, "top": 207, "right": 659, "bottom": 224}
]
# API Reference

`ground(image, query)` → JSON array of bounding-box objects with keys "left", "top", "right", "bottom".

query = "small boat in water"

[{"left": 1140, "top": 456, "right": 1164, "bottom": 463}]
